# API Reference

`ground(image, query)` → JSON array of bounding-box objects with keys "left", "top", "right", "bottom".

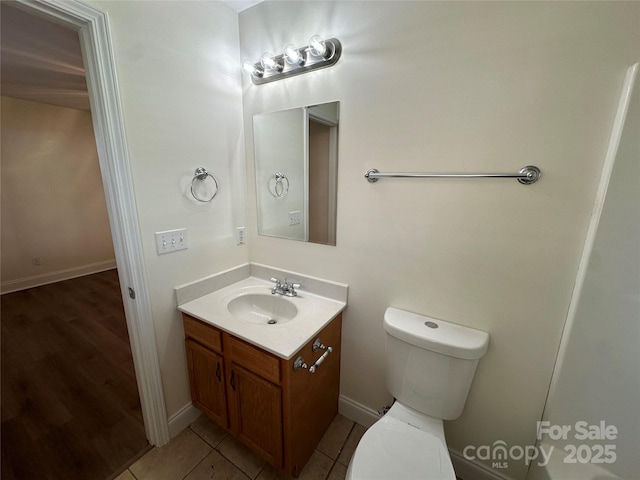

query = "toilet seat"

[{"left": 346, "top": 410, "right": 456, "bottom": 480}]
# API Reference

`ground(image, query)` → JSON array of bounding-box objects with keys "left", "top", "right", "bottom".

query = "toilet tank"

[{"left": 384, "top": 307, "right": 489, "bottom": 420}]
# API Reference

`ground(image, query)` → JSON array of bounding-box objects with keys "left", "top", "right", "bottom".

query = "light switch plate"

[{"left": 155, "top": 228, "right": 188, "bottom": 255}]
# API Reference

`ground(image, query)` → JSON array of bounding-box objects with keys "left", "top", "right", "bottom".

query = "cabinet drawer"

[
  {"left": 183, "top": 314, "right": 222, "bottom": 353},
  {"left": 226, "top": 335, "right": 281, "bottom": 384}
]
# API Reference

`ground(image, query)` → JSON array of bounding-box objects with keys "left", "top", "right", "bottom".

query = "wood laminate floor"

[{"left": 1, "top": 270, "right": 149, "bottom": 480}]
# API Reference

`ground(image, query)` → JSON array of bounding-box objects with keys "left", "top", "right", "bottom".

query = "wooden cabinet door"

[
  {"left": 185, "top": 339, "right": 228, "bottom": 428},
  {"left": 228, "top": 363, "right": 283, "bottom": 466}
]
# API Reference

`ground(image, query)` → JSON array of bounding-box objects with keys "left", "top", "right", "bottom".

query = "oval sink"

[{"left": 227, "top": 294, "right": 298, "bottom": 325}]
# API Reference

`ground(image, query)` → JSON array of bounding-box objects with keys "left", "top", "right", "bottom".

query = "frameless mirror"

[{"left": 253, "top": 101, "right": 339, "bottom": 245}]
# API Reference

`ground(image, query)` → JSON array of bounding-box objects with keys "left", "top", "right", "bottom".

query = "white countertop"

[{"left": 177, "top": 277, "right": 347, "bottom": 360}]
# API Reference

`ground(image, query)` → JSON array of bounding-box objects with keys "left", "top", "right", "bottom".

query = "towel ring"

[
  {"left": 271, "top": 171, "right": 289, "bottom": 198},
  {"left": 190, "top": 167, "right": 219, "bottom": 202}
]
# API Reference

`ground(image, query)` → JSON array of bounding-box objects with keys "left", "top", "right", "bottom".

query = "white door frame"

[{"left": 15, "top": 0, "right": 170, "bottom": 446}]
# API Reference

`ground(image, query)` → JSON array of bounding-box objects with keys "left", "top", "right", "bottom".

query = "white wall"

[
  {"left": 84, "top": 0, "right": 249, "bottom": 418},
  {"left": 239, "top": 2, "right": 640, "bottom": 479},
  {"left": 1, "top": 96, "right": 115, "bottom": 292}
]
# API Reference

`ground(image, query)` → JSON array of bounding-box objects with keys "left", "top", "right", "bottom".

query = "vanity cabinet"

[{"left": 182, "top": 312, "right": 342, "bottom": 477}]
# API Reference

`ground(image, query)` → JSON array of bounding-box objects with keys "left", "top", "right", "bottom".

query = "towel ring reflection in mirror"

[
  {"left": 190, "top": 167, "right": 219, "bottom": 202},
  {"left": 270, "top": 171, "right": 290, "bottom": 198}
]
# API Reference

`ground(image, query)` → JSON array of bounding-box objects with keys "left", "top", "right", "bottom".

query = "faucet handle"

[
  {"left": 270, "top": 277, "right": 283, "bottom": 295},
  {"left": 285, "top": 281, "right": 302, "bottom": 297}
]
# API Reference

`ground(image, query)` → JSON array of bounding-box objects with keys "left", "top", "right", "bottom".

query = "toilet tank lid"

[{"left": 383, "top": 307, "right": 489, "bottom": 360}]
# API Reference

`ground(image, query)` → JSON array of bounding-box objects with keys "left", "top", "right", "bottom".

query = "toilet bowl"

[
  {"left": 346, "top": 402, "right": 456, "bottom": 480},
  {"left": 346, "top": 307, "right": 489, "bottom": 480}
]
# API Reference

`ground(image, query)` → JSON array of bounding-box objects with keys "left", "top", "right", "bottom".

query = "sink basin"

[
  {"left": 178, "top": 275, "right": 348, "bottom": 359},
  {"left": 227, "top": 294, "right": 298, "bottom": 325}
]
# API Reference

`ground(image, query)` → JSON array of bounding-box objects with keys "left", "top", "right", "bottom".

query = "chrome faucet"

[{"left": 270, "top": 278, "right": 302, "bottom": 297}]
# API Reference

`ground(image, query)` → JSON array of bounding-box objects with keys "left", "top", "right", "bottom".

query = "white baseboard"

[
  {"left": 450, "top": 449, "right": 514, "bottom": 480},
  {"left": 338, "top": 395, "right": 508, "bottom": 480},
  {"left": 338, "top": 394, "right": 380, "bottom": 428},
  {"left": 167, "top": 402, "right": 202, "bottom": 438},
  {"left": 1, "top": 260, "right": 117, "bottom": 294}
]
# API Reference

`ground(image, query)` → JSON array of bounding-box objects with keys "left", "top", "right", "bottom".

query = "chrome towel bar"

[{"left": 364, "top": 165, "right": 541, "bottom": 185}]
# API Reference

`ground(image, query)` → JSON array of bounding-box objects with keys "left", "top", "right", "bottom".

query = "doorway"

[
  {"left": 0, "top": 0, "right": 169, "bottom": 463},
  {"left": 307, "top": 106, "right": 338, "bottom": 246},
  {"left": 0, "top": 3, "right": 151, "bottom": 478}
]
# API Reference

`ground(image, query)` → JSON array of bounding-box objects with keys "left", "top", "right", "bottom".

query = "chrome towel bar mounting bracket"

[{"left": 364, "top": 165, "right": 541, "bottom": 185}]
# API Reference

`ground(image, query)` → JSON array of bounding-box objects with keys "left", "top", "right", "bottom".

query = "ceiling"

[
  {"left": 0, "top": 1, "right": 263, "bottom": 112},
  {"left": 1, "top": 2, "right": 90, "bottom": 111},
  {"left": 222, "top": 0, "right": 264, "bottom": 12}
]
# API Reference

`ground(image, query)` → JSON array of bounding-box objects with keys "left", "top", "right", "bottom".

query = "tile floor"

[{"left": 113, "top": 414, "right": 367, "bottom": 480}]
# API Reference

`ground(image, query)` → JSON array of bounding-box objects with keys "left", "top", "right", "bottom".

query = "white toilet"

[{"left": 346, "top": 307, "right": 489, "bottom": 480}]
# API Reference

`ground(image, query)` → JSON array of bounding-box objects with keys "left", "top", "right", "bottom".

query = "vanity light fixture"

[{"left": 242, "top": 35, "right": 342, "bottom": 85}]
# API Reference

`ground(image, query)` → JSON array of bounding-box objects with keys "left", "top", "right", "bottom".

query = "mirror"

[{"left": 253, "top": 101, "right": 339, "bottom": 245}]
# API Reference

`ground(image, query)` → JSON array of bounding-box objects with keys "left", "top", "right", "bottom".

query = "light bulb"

[
  {"left": 260, "top": 52, "right": 283, "bottom": 72},
  {"left": 309, "top": 35, "right": 327, "bottom": 57},
  {"left": 242, "top": 58, "right": 263, "bottom": 77},
  {"left": 283, "top": 44, "right": 304, "bottom": 66}
]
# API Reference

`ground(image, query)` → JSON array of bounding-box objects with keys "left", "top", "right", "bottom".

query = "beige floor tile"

[
  {"left": 113, "top": 470, "right": 136, "bottom": 480},
  {"left": 326, "top": 462, "right": 347, "bottom": 480},
  {"left": 129, "top": 428, "right": 212, "bottom": 480},
  {"left": 184, "top": 449, "right": 250, "bottom": 480},
  {"left": 336, "top": 423, "right": 366, "bottom": 466},
  {"left": 297, "top": 450, "right": 334, "bottom": 480},
  {"left": 217, "top": 435, "right": 266, "bottom": 479},
  {"left": 255, "top": 450, "right": 333, "bottom": 480},
  {"left": 254, "top": 463, "right": 288, "bottom": 480},
  {"left": 190, "top": 414, "right": 228, "bottom": 448},
  {"left": 316, "top": 415, "right": 354, "bottom": 460}
]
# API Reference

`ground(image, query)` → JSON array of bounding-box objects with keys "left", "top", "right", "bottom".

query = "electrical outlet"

[
  {"left": 32, "top": 257, "right": 41, "bottom": 266},
  {"left": 155, "top": 228, "right": 188, "bottom": 255},
  {"left": 236, "top": 226, "right": 246, "bottom": 245},
  {"left": 289, "top": 210, "right": 301, "bottom": 226}
]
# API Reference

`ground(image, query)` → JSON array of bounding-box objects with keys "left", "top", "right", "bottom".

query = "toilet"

[{"left": 346, "top": 307, "right": 489, "bottom": 480}]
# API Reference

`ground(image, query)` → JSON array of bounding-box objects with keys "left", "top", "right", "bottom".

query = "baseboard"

[
  {"left": 450, "top": 449, "right": 513, "bottom": 480},
  {"left": 1, "top": 260, "right": 117, "bottom": 294},
  {"left": 338, "top": 395, "right": 380, "bottom": 428},
  {"left": 339, "top": 395, "right": 508, "bottom": 480},
  {"left": 167, "top": 402, "right": 202, "bottom": 438}
]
